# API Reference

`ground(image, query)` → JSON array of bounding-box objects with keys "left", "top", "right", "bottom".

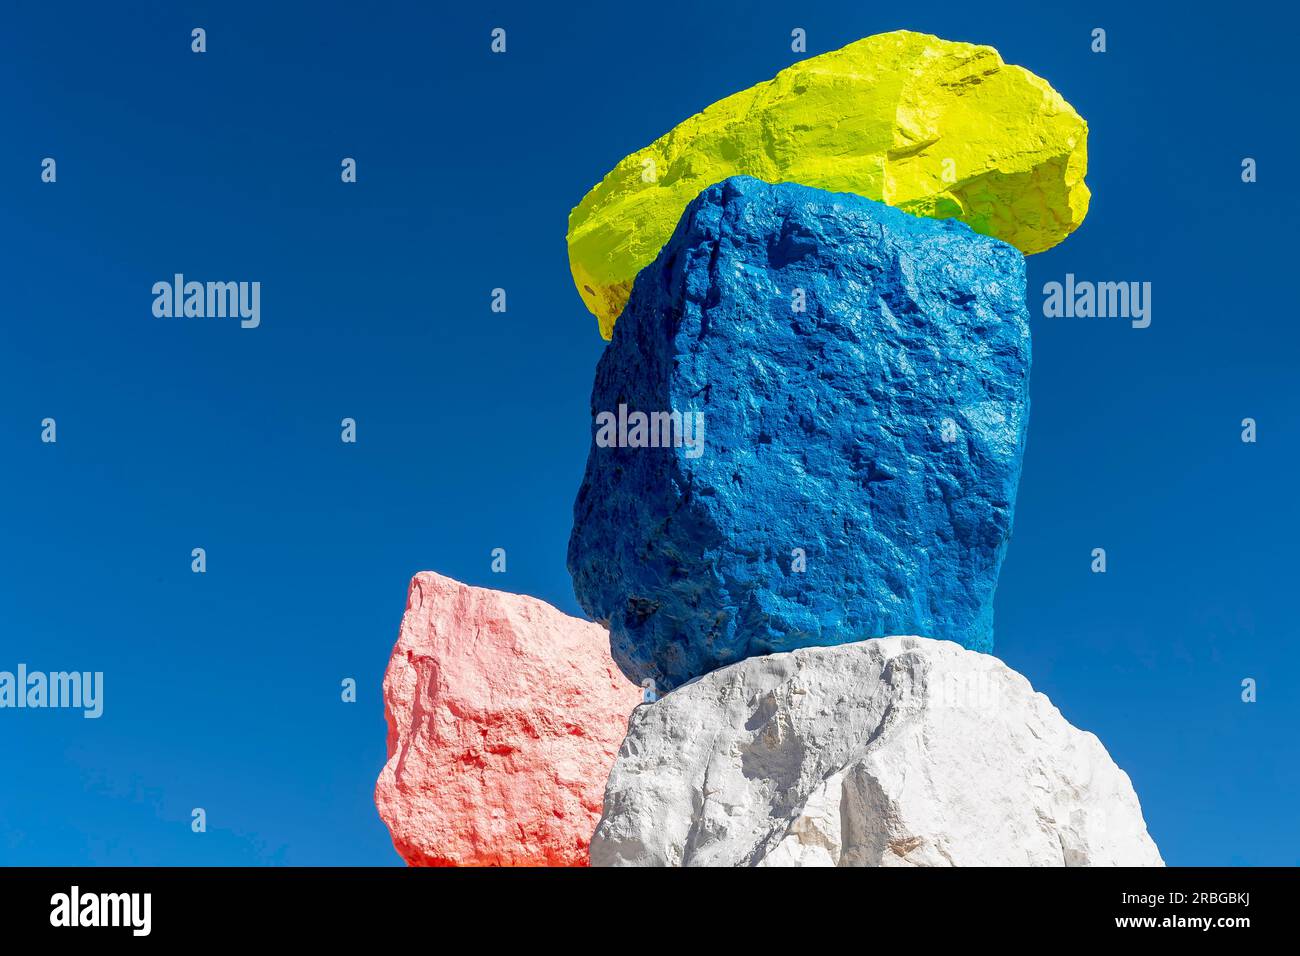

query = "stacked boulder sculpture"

[{"left": 376, "top": 30, "right": 1163, "bottom": 866}]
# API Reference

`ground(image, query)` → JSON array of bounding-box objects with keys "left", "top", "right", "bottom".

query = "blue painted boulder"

[{"left": 568, "top": 176, "right": 1030, "bottom": 690}]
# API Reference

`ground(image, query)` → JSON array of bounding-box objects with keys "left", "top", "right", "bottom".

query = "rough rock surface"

[
  {"left": 375, "top": 572, "right": 641, "bottom": 866},
  {"left": 591, "top": 637, "right": 1163, "bottom": 867},
  {"left": 568, "top": 177, "right": 1030, "bottom": 691},
  {"left": 568, "top": 29, "right": 1089, "bottom": 337}
]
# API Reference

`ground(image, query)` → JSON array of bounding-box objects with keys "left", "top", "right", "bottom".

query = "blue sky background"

[{"left": 0, "top": 1, "right": 1294, "bottom": 865}]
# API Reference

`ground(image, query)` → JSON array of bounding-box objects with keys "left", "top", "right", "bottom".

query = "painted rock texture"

[
  {"left": 375, "top": 572, "right": 641, "bottom": 866},
  {"left": 568, "top": 176, "right": 1030, "bottom": 691},
  {"left": 591, "top": 637, "right": 1164, "bottom": 867},
  {"left": 568, "top": 29, "right": 1089, "bottom": 338}
]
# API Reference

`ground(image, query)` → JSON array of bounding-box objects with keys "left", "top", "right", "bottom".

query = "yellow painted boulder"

[{"left": 568, "top": 30, "right": 1089, "bottom": 339}]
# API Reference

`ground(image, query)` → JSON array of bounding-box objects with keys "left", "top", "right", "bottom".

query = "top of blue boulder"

[{"left": 568, "top": 176, "right": 1031, "bottom": 691}]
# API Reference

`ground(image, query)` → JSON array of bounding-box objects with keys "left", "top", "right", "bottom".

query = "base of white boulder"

[{"left": 591, "top": 636, "right": 1163, "bottom": 867}]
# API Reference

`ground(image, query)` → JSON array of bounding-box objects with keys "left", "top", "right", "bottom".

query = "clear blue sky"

[{"left": 1, "top": 1, "right": 1295, "bottom": 866}]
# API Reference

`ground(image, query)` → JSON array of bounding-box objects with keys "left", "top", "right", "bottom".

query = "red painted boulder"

[{"left": 375, "top": 572, "right": 641, "bottom": 866}]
